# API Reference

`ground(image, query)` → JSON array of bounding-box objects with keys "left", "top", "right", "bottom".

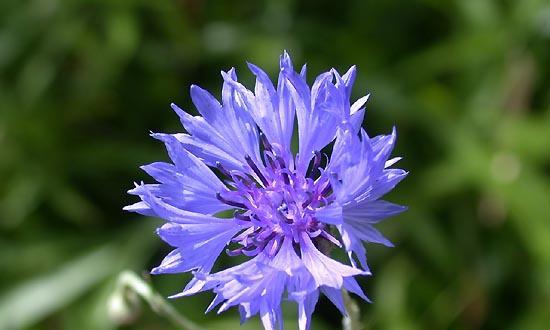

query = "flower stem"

[
  {"left": 113, "top": 270, "right": 204, "bottom": 330},
  {"left": 342, "top": 289, "right": 363, "bottom": 330}
]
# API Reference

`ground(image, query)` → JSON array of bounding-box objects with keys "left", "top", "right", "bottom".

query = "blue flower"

[{"left": 125, "top": 52, "right": 407, "bottom": 330}]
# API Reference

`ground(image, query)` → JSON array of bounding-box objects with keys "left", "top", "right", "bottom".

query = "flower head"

[{"left": 125, "top": 52, "right": 407, "bottom": 329}]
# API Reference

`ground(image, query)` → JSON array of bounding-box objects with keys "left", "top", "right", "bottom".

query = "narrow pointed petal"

[
  {"left": 315, "top": 204, "right": 343, "bottom": 225},
  {"left": 122, "top": 201, "right": 155, "bottom": 216},
  {"left": 247, "top": 62, "right": 291, "bottom": 153},
  {"left": 297, "top": 291, "right": 319, "bottom": 330},
  {"left": 321, "top": 286, "right": 347, "bottom": 315},
  {"left": 152, "top": 221, "right": 242, "bottom": 274},
  {"left": 349, "top": 107, "right": 365, "bottom": 133},
  {"left": 300, "top": 233, "right": 364, "bottom": 288},
  {"left": 342, "top": 65, "right": 357, "bottom": 98},
  {"left": 344, "top": 199, "right": 407, "bottom": 223},
  {"left": 343, "top": 277, "right": 371, "bottom": 302},
  {"left": 189, "top": 85, "right": 223, "bottom": 125}
]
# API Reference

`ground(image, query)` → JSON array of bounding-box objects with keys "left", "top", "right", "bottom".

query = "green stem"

[
  {"left": 114, "top": 270, "right": 204, "bottom": 330},
  {"left": 342, "top": 289, "right": 362, "bottom": 330}
]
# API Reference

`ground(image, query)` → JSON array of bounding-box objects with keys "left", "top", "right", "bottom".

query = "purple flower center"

[{"left": 215, "top": 135, "right": 339, "bottom": 258}]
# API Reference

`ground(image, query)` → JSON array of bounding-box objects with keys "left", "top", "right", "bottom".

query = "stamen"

[
  {"left": 234, "top": 211, "right": 251, "bottom": 221},
  {"left": 282, "top": 173, "right": 290, "bottom": 185},
  {"left": 307, "top": 151, "right": 321, "bottom": 179},
  {"left": 232, "top": 227, "right": 255, "bottom": 243},
  {"left": 276, "top": 156, "right": 286, "bottom": 169},
  {"left": 321, "top": 152, "right": 330, "bottom": 170},
  {"left": 265, "top": 237, "right": 282, "bottom": 257},
  {"left": 264, "top": 151, "right": 278, "bottom": 169},
  {"left": 319, "top": 182, "right": 332, "bottom": 197},
  {"left": 319, "top": 196, "right": 330, "bottom": 207},
  {"left": 216, "top": 192, "right": 247, "bottom": 209},
  {"left": 231, "top": 173, "right": 255, "bottom": 187},
  {"left": 280, "top": 168, "right": 293, "bottom": 185},
  {"left": 302, "top": 192, "right": 314, "bottom": 208},
  {"left": 226, "top": 247, "right": 244, "bottom": 256},
  {"left": 242, "top": 245, "right": 263, "bottom": 257},
  {"left": 260, "top": 133, "right": 273, "bottom": 152},
  {"left": 277, "top": 210, "right": 293, "bottom": 224},
  {"left": 216, "top": 161, "right": 232, "bottom": 179},
  {"left": 256, "top": 228, "right": 275, "bottom": 241},
  {"left": 245, "top": 155, "right": 269, "bottom": 186},
  {"left": 307, "top": 228, "right": 322, "bottom": 237}
]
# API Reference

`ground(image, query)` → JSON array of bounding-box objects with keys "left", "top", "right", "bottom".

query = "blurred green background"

[{"left": 1, "top": 0, "right": 549, "bottom": 329}]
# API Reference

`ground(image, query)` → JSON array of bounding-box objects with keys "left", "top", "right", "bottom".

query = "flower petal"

[
  {"left": 344, "top": 199, "right": 407, "bottom": 224},
  {"left": 152, "top": 220, "right": 242, "bottom": 274},
  {"left": 171, "top": 70, "right": 262, "bottom": 173},
  {"left": 315, "top": 204, "right": 343, "bottom": 225},
  {"left": 125, "top": 134, "right": 231, "bottom": 215},
  {"left": 300, "top": 233, "right": 364, "bottom": 288},
  {"left": 296, "top": 290, "right": 318, "bottom": 330},
  {"left": 246, "top": 62, "right": 294, "bottom": 156},
  {"left": 321, "top": 286, "right": 346, "bottom": 315}
]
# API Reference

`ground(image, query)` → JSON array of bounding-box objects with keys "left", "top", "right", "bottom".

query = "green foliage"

[{"left": 1, "top": 0, "right": 549, "bottom": 329}]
